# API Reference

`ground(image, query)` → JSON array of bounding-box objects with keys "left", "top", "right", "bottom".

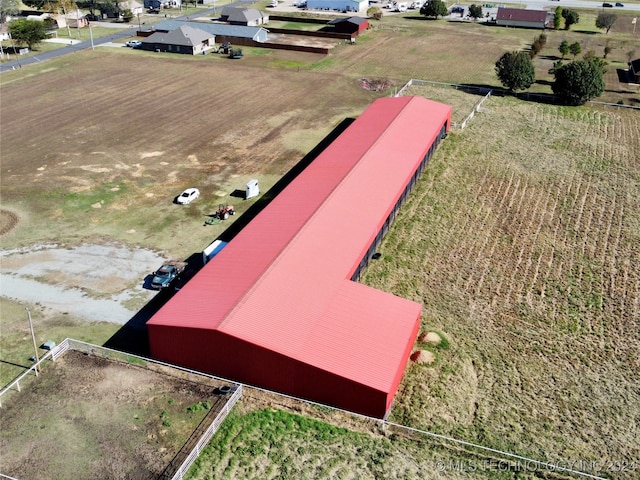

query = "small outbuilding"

[
  {"left": 495, "top": 8, "right": 552, "bottom": 29},
  {"left": 245, "top": 179, "right": 259, "bottom": 199},
  {"left": 327, "top": 16, "right": 368, "bottom": 34}
]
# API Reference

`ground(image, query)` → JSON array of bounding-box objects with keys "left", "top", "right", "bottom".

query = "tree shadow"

[
  {"left": 535, "top": 79, "right": 554, "bottom": 86},
  {"left": 540, "top": 54, "right": 564, "bottom": 61},
  {"left": 574, "top": 29, "right": 599, "bottom": 35}
]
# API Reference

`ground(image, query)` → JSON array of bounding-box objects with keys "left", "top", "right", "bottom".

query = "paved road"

[{"left": 1, "top": 0, "right": 638, "bottom": 72}]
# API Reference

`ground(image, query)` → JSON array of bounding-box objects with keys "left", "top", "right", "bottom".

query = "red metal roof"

[
  {"left": 148, "top": 96, "right": 451, "bottom": 395},
  {"left": 496, "top": 7, "right": 548, "bottom": 23}
]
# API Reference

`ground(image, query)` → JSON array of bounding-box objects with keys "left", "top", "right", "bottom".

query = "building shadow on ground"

[{"left": 102, "top": 119, "right": 355, "bottom": 358}]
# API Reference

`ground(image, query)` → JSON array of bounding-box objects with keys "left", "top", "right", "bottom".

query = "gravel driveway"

[{"left": 0, "top": 243, "right": 164, "bottom": 324}]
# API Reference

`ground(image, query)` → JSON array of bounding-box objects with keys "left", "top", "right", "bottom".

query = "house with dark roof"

[
  {"left": 220, "top": 7, "right": 269, "bottom": 26},
  {"left": 141, "top": 25, "right": 215, "bottom": 54},
  {"left": 495, "top": 7, "right": 552, "bottom": 29},
  {"left": 327, "top": 16, "right": 368, "bottom": 34},
  {"left": 630, "top": 58, "right": 640, "bottom": 83},
  {"left": 150, "top": 20, "right": 269, "bottom": 43}
]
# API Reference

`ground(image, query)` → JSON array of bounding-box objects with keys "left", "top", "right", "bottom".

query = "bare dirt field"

[
  {"left": 0, "top": 349, "right": 227, "bottom": 480},
  {"left": 1, "top": 14, "right": 640, "bottom": 480}
]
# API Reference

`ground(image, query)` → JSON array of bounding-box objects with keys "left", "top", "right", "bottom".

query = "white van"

[
  {"left": 395, "top": 2, "right": 408, "bottom": 11},
  {"left": 202, "top": 240, "right": 228, "bottom": 265}
]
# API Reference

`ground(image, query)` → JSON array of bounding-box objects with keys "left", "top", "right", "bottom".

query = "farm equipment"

[
  {"left": 205, "top": 204, "right": 236, "bottom": 225},
  {"left": 216, "top": 204, "right": 236, "bottom": 220},
  {"left": 216, "top": 41, "right": 232, "bottom": 54},
  {"left": 228, "top": 48, "right": 243, "bottom": 59}
]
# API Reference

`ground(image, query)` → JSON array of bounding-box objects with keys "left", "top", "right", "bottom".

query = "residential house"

[
  {"left": 150, "top": 20, "right": 269, "bottom": 43},
  {"left": 141, "top": 25, "right": 214, "bottom": 54},
  {"left": 120, "top": 0, "right": 144, "bottom": 15},
  {"left": 219, "top": 7, "right": 269, "bottom": 26}
]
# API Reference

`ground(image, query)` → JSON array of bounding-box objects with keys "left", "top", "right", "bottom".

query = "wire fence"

[
  {"left": 394, "top": 79, "right": 493, "bottom": 130},
  {"left": 394, "top": 79, "right": 640, "bottom": 131},
  {"left": 0, "top": 339, "right": 613, "bottom": 479},
  {"left": 0, "top": 339, "right": 243, "bottom": 480}
]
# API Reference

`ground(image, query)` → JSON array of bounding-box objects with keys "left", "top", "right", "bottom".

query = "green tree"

[
  {"left": 1, "top": 0, "right": 21, "bottom": 24},
  {"left": 367, "top": 5, "right": 382, "bottom": 19},
  {"left": 552, "top": 59, "right": 605, "bottom": 105},
  {"left": 603, "top": 43, "right": 612, "bottom": 59},
  {"left": 468, "top": 4, "right": 483, "bottom": 20},
  {"left": 626, "top": 50, "right": 635, "bottom": 63},
  {"left": 562, "top": 9, "right": 579, "bottom": 30},
  {"left": 8, "top": 19, "right": 49, "bottom": 49},
  {"left": 548, "top": 59, "right": 563, "bottom": 75},
  {"left": 121, "top": 8, "right": 133, "bottom": 22},
  {"left": 595, "top": 12, "right": 617, "bottom": 34},
  {"left": 420, "top": 0, "right": 447, "bottom": 19},
  {"left": 558, "top": 39, "right": 570, "bottom": 59},
  {"left": 569, "top": 41, "right": 581, "bottom": 59},
  {"left": 530, "top": 32, "right": 547, "bottom": 58},
  {"left": 495, "top": 51, "right": 535, "bottom": 92},
  {"left": 553, "top": 6, "right": 562, "bottom": 29}
]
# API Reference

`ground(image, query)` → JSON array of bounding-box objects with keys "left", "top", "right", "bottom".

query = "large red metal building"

[{"left": 147, "top": 96, "right": 452, "bottom": 418}]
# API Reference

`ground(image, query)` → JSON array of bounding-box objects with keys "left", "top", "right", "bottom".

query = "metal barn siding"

[{"left": 148, "top": 96, "right": 452, "bottom": 418}]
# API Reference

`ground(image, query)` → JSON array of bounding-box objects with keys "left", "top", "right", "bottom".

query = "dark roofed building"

[
  {"left": 328, "top": 16, "right": 368, "bottom": 34},
  {"left": 141, "top": 25, "right": 214, "bottom": 54},
  {"left": 495, "top": 7, "right": 552, "bottom": 29},
  {"left": 148, "top": 20, "right": 269, "bottom": 43}
]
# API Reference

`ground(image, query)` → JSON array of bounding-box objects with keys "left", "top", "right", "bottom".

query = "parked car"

[
  {"left": 602, "top": 2, "right": 613, "bottom": 6},
  {"left": 125, "top": 40, "right": 142, "bottom": 48},
  {"left": 151, "top": 263, "right": 184, "bottom": 289},
  {"left": 176, "top": 188, "right": 200, "bottom": 205}
]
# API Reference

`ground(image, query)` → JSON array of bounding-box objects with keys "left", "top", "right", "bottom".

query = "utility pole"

[{"left": 26, "top": 307, "right": 40, "bottom": 373}]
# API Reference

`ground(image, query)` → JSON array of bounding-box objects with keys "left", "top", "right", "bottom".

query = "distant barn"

[
  {"left": 148, "top": 96, "right": 452, "bottom": 419},
  {"left": 495, "top": 7, "right": 552, "bottom": 29},
  {"left": 328, "top": 16, "right": 368, "bottom": 34}
]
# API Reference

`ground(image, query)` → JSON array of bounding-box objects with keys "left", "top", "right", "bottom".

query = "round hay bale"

[
  {"left": 421, "top": 331, "right": 442, "bottom": 345},
  {"left": 410, "top": 350, "right": 435, "bottom": 364}
]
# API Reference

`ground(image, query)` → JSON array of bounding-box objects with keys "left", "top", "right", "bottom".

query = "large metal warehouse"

[{"left": 147, "top": 96, "right": 452, "bottom": 418}]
